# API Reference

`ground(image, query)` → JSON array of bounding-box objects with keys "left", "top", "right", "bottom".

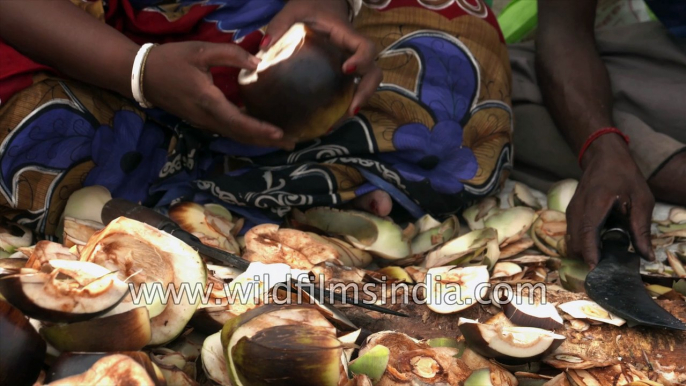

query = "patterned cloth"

[{"left": 0, "top": 0, "right": 512, "bottom": 236}]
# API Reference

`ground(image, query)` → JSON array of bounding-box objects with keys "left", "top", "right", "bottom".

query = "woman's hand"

[
  {"left": 264, "top": 0, "right": 383, "bottom": 115},
  {"left": 567, "top": 135, "right": 655, "bottom": 268},
  {"left": 144, "top": 42, "right": 296, "bottom": 149}
]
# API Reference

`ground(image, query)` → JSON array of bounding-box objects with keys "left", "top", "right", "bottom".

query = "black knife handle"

[
  {"left": 601, "top": 214, "right": 631, "bottom": 251},
  {"left": 102, "top": 198, "right": 178, "bottom": 232}
]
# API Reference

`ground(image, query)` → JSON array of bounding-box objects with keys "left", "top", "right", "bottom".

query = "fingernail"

[
  {"left": 344, "top": 64, "right": 357, "bottom": 74},
  {"left": 270, "top": 130, "right": 283, "bottom": 139},
  {"left": 250, "top": 56, "right": 261, "bottom": 66},
  {"left": 260, "top": 35, "right": 271, "bottom": 49}
]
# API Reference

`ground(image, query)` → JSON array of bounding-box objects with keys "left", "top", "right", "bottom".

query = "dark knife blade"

[{"left": 585, "top": 227, "right": 686, "bottom": 330}]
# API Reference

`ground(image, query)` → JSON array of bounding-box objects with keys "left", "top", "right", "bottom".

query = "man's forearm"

[
  {"left": 535, "top": 0, "right": 628, "bottom": 168},
  {"left": 0, "top": 0, "right": 138, "bottom": 98}
]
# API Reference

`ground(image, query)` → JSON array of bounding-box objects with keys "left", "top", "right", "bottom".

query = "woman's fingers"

[
  {"left": 567, "top": 192, "right": 613, "bottom": 269},
  {"left": 196, "top": 42, "right": 260, "bottom": 70},
  {"left": 628, "top": 193, "right": 656, "bottom": 262},
  {"left": 349, "top": 67, "right": 383, "bottom": 115}
]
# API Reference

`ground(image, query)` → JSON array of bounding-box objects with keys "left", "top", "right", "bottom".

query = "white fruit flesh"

[{"left": 239, "top": 23, "right": 306, "bottom": 85}]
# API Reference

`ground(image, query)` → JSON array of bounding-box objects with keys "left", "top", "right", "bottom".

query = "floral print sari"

[{"left": 0, "top": 0, "right": 512, "bottom": 236}]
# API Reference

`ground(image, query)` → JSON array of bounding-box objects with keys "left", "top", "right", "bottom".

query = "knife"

[
  {"left": 101, "top": 198, "right": 408, "bottom": 317},
  {"left": 584, "top": 220, "right": 686, "bottom": 330}
]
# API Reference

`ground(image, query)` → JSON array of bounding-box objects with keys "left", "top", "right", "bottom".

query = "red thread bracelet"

[{"left": 577, "top": 127, "right": 630, "bottom": 166}]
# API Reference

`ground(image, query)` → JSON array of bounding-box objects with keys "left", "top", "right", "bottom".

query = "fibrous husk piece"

[
  {"left": 532, "top": 210, "right": 568, "bottom": 257},
  {"left": 485, "top": 207, "right": 536, "bottom": 246},
  {"left": 459, "top": 348, "right": 517, "bottom": 385},
  {"left": 411, "top": 215, "right": 459, "bottom": 256},
  {"left": 292, "top": 207, "right": 411, "bottom": 260},
  {"left": 25, "top": 240, "right": 78, "bottom": 270},
  {"left": 505, "top": 254, "right": 551, "bottom": 265},
  {"left": 508, "top": 182, "right": 543, "bottom": 210},
  {"left": 243, "top": 224, "right": 339, "bottom": 270},
  {"left": 542, "top": 353, "right": 616, "bottom": 370},
  {"left": 319, "top": 236, "right": 373, "bottom": 268},
  {"left": 423, "top": 228, "right": 499, "bottom": 269},
  {"left": 500, "top": 237, "right": 536, "bottom": 259},
  {"left": 565, "top": 365, "right": 651, "bottom": 386},
  {"left": 462, "top": 197, "right": 500, "bottom": 231},
  {"left": 169, "top": 201, "right": 240, "bottom": 254},
  {"left": 358, "top": 331, "right": 473, "bottom": 385},
  {"left": 666, "top": 250, "right": 686, "bottom": 278}
]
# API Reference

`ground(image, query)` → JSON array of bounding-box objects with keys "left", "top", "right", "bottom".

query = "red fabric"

[
  {"left": 578, "top": 127, "right": 631, "bottom": 166},
  {"left": 0, "top": 40, "right": 53, "bottom": 103}
]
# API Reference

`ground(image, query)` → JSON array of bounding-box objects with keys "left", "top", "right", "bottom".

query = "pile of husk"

[{"left": 0, "top": 180, "right": 685, "bottom": 386}]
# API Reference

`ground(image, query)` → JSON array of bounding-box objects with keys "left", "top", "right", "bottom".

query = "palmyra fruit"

[
  {"left": 238, "top": 22, "right": 355, "bottom": 142},
  {"left": 425, "top": 265, "right": 490, "bottom": 314},
  {"left": 458, "top": 318, "right": 565, "bottom": 363},
  {"left": 79, "top": 217, "right": 207, "bottom": 345}
]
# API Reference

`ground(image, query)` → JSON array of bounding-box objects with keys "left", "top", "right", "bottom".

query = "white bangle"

[{"left": 131, "top": 43, "right": 156, "bottom": 109}]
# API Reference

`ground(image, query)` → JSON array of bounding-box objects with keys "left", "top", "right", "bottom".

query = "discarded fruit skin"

[
  {"left": 0, "top": 300, "right": 46, "bottom": 386},
  {"left": 349, "top": 344, "right": 390, "bottom": 383},
  {"left": 547, "top": 179, "right": 578, "bottom": 213},
  {"left": 238, "top": 23, "right": 355, "bottom": 142},
  {"left": 46, "top": 352, "right": 165, "bottom": 386},
  {"left": 41, "top": 306, "right": 152, "bottom": 352},
  {"left": 0, "top": 270, "right": 128, "bottom": 323},
  {"left": 464, "top": 368, "right": 494, "bottom": 386},
  {"left": 46, "top": 354, "right": 156, "bottom": 386}
]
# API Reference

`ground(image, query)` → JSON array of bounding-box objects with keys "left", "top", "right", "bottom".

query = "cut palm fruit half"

[
  {"left": 423, "top": 228, "right": 499, "bottom": 269},
  {"left": 80, "top": 217, "right": 207, "bottom": 345},
  {"left": 202, "top": 331, "right": 232, "bottom": 386},
  {"left": 291, "top": 207, "right": 411, "bottom": 260},
  {"left": 485, "top": 207, "right": 536, "bottom": 246},
  {"left": 458, "top": 318, "right": 565, "bottom": 363},
  {"left": 546, "top": 179, "right": 578, "bottom": 213},
  {"left": 502, "top": 296, "right": 564, "bottom": 330},
  {"left": 508, "top": 182, "right": 543, "bottom": 210},
  {"left": 491, "top": 262, "right": 524, "bottom": 279},
  {"left": 462, "top": 197, "right": 501, "bottom": 231},
  {"left": 0, "top": 219, "right": 32, "bottom": 254},
  {"left": 243, "top": 224, "right": 340, "bottom": 269},
  {"left": 557, "top": 300, "right": 626, "bottom": 326},
  {"left": 40, "top": 306, "right": 151, "bottom": 352},
  {"left": 24, "top": 241, "right": 78, "bottom": 270},
  {"left": 411, "top": 215, "right": 459, "bottom": 256},
  {"left": 222, "top": 304, "right": 343, "bottom": 386},
  {"left": 168, "top": 201, "right": 240, "bottom": 254},
  {"left": 425, "top": 265, "right": 490, "bottom": 314},
  {"left": 0, "top": 260, "right": 128, "bottom": 323},
  {"left": 61, "top": 185, "right": 112, "bottom": 225}
]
